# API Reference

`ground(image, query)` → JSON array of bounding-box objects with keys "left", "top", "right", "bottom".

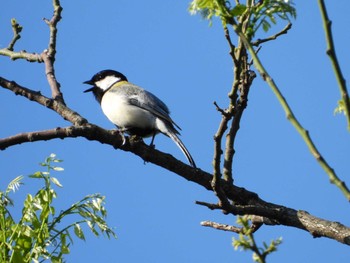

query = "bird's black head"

[{"left": 83, "top": 70, "right": 128, "bottom": 103}]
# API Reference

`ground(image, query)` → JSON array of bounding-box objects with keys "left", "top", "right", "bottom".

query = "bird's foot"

[
  {"left": 149, "top": 133, "right": 156, "bottom": 149},
  {"left": 116, "top": 129, "right": 127, "bottom": 146},
  {"left": 149, "top": 142, "right": 156, "bottom": 149}
]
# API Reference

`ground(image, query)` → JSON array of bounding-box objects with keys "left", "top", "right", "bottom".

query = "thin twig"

[
  {"left": 0, "top": 19, "right": 43, "bottom": 62},
  {"left": 41, "top": 0, "right": 64, "bottom": 103},
  {"left": 7, "top": 19, "right": 22, "bottom": 51},
  {"left": 318, "top": 0, "right": 350, "bottom": 129},
  {"left": 196, "top": 201, "right": 222, "bottom": 210},
  {"left": 201, "top": 221, "right": 242, "bottom": 233},
  {"left": 213, "top": 101, "right": 228, "bottom": 116},
  {"left": 224, "top": 27, "right": 238, "bottom": 65},
  {"left": 247, "top": 229, "right": 266, "bottom": 263},
  {"left": 0, "top": 49, "right": 43, "bottom": 62},
  {"left": 252, "top": 22, "right": 292, "bottom": 46},
  {"left": 212, "top": 101, "right": 233, "bottom": 208},
  {"left": 42, "top": 51, "right": 65, "bottom": 104},
  {"left": 44, "top": 0, "right": 63, "bottom": 59},
  {"left": 211, "top": 26, "right": 236, "bottom": 200}
]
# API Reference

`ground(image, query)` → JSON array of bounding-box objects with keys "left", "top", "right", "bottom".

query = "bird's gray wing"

[{"left": 127, "top": 88, "right": 182, "bottom": 131}]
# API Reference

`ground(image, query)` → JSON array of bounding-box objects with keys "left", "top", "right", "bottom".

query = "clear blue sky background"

[{"left": 1, "top": 1, "right": 350, "bottom": 262}]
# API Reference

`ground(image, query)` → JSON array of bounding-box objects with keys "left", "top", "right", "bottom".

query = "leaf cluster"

[
  {"left": 232, "top": 216, "right": 282, "bottom": 263},
  {"left": 0, "top": 154, "right": 116, "bottom": 263},
  {"left": 189, "top": 0, "right": 296, "bottom": 38}
]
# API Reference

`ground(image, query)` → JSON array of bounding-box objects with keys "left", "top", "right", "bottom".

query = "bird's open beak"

[
  {"left": 83, "top": 80, "right": 95, "bottom": 93},
  {"left": 83, "top": 87, "right": 94, "bottom": 93},
  {"left": 83, "top": 79, "right": 94, "bottom": 85}
]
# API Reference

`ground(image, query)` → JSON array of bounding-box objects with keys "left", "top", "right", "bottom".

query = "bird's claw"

[{"left": 116, "top": 129, "right": 127, "bottom": 146}]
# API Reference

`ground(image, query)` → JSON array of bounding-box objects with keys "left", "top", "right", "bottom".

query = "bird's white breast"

[{"left": 101, "top": 90, "right": 156, "bottom": 129}]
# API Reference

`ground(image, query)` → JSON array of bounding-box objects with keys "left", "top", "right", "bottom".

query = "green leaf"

[
  {"left": 92, "top": 198, "right": 102, "bottom": 211},
  {"left": 10, "top": 250, "right": 25, "bottom": 263},
  {"left": 50, "top": 177, "right": 63, "bottom": 187},
  {"left": 230, "top": 4, "right": 246, "bottom": 17},
  {"left": 52, "top": 166, "right": 64, "bottom": 172},
  {"left": 87, "top": 220, "right": 99, "bottom": 236},
  {"left": 40, "top": 162, "right": 48, "bottom": 167},
  {"left": 60, "top": 233, "right": 70, "bottom": 254},
  {"left": 37, "top": 189, "right": 48, "bottom": 203},
  {"left": 6, "top": 175, "right": 24, "bottom": 194},
  {"left": 262, "top": 20, "right": 271, "bottom": 32},
  {"left": 16, "top": 233, "right": 32, "bottom": 257},
  {"left": 74, "top": 223, "right": 85, "bottom": 240},
  {"left": 29, "top": 172, "right": 43, "bottom": 179},
  {"left": 40, "top": 206, "right": 50, "bottom": 222},
  {"left": 51, "top": 256, "right": 63, "bottom": 263},
  {"left": 50, "top": 205, "right": 56, "bottom": 216},
  {"left": 61, "top": 244, "right": 70, "bottom": 254},
  {"left": 334, "top": 99, "right": 346, "bottom": 115}
]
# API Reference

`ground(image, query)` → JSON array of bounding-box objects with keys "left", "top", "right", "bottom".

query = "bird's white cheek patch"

[{"left": 96, "top": 76, "right": 120, "bottom": 91}]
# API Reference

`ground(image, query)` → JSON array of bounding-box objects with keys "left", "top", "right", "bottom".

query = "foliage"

[
  {"left": 232, "top": 216, "right": 282, "bottom": 263},
  {"left": 0, "top": 154, "right": 116, "bottom": 263},
  {"left": 189, "top": 0, "right": 296, "bottom": 38},
  {"left": 334, "top": 100, "right": 347, "bottom": 116}
]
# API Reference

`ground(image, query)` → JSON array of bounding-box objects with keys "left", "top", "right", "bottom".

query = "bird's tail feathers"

[
  {"left": 167, "top": 129, "right": 196, "bottom": 168},
  {"left": 156, "top": 119, "right": 196, "bottom": 168}
]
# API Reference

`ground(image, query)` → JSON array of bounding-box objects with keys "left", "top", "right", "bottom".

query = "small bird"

[{"left": 83, "top": 69, "right": 196, "bottom": 168}]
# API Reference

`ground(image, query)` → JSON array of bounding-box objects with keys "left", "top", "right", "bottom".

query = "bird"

[{"left": 83, "top": 69, "right": 196, "bottom": 168}]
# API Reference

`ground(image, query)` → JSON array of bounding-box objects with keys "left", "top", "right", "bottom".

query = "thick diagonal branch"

[
  {"left": 1, "top": 65, "right": 350, "bottom": 247},
  {"left": 2, "top": 122, "right": 349, "bottom": 245}
]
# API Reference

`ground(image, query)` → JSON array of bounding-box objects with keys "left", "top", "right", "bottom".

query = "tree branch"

[
  {"left": 229, "top": 19, "right": 350, "bottom": 201},
  {"left": 0, "top": 49, "right": 43, "bottom": 62},
  {"left": 251, "top": 23, "right": 292, "bottom": 47},
  {"left": 212, "top": 101, "right": 232, "bottom": 209},
  {"left": 200, "top": 220, "right": 242, "bottom": 233},
  {"left": 7, "top": 19, "right": 22, "bottom": 51},
  {"left": 0, "top": 19, "right": 42, "bottom": 63},
  {"left": 317, "top": 0, "right": 350, "bottom": 129},
  {"left": 0, "top": 126, "right": 121, "bottom": 151},
  {"left": 43, "top": 0, "right": 62, "bottom": 60},
  {"left": 41, "top": 0, "right": 65, "bottom": 104},
  {"left": 0, "top": 76, "right": 86, "bottom": 126},
  {"left": 0, "top": 93, "right": 349, "bottom": 246},
  {"left": 42, "top": 51, "right": 65, "bottom": 104}
]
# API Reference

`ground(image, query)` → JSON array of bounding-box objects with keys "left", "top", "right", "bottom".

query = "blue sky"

[{"left": 1, "top": 0, "right": 350, "bottom": 262}]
